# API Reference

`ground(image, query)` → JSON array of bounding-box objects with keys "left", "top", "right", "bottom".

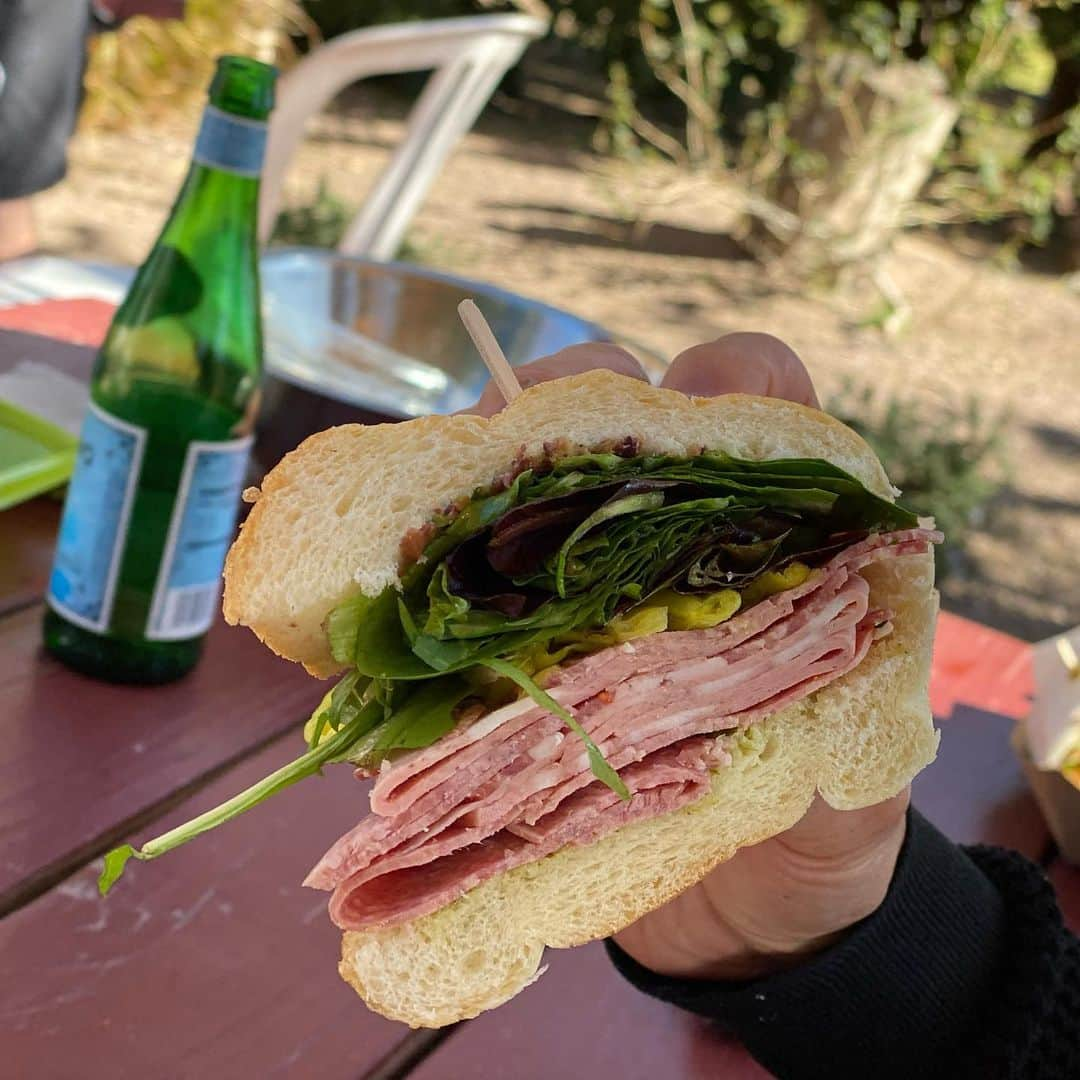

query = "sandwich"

[{"left": 100, "top": 370, "right": 942, "bottom": 1028}]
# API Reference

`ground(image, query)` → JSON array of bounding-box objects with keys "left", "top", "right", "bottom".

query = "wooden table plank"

[
  {"left": 0, "top": 604, "right": 324, "bottom": 914},
  {"left": 0, "top": 326, "right": 96, "bottom": 379},
  {"left": 408, "top": 940, "right": 769, "bottom": 1080},
  {"left": 0, "top": 737, "right": 414, "bottom": 1078},
  {"left": 0, "top": 499, "right": 62, "bottom": 617},
  {"left": 913, "top": 705, "right": 1049, "bottom": 860}
]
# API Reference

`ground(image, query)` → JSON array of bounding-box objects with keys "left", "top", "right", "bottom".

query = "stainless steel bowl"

[
  {"left": 262, "top": 248, "right": 663, "bottom": 409},
  {"left": 256, "top": 248, "right": 666, "bottom": 468}
]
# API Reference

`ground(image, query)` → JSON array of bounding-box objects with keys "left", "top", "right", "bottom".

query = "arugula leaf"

[
  {"left": 99, "top": 845, "right": 138, "bottom": 895},
  {"left": 554, "top": 490, "right": 666, "bottom": 597},
  {"left": 482, "top": 657, "right": 630, "bottom": 801},
  {"left": 344, "top": 676, "right": 472, "bottom": 768},
  {"left": 97, "top": 699, "right": 384, "bottom": 896}
]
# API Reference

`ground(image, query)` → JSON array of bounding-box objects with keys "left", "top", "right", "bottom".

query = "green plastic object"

[{"left": 0, "top": 400, "right": 78, "bottom": 511}]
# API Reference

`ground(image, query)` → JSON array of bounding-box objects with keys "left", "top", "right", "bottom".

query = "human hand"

[{"left": 467, "top": 332, "right": 910, "bottom": 982}]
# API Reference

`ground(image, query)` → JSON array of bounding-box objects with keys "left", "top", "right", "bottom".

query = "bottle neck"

[
  {"left": 99, "top": 99, "right": 268, "bottom": 403},
  {"left": 163, "top": 105, "right": 267, "bottom": 244},
  {"left": 166, "top": 162, "right": 260, "bottom": 241},
  {"left": 193, "top": 104, "right": 268, "bottom": 178}
]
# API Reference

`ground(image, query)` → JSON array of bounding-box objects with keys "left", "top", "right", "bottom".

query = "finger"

[
  {"left": 461, "top": 343, "right": 649, "bottom": 418},
  {"left": 777, "top": 788, "right": 910, "bottom": 862},
  {"left": 661, "top": 332, "right": 820, "bottom": 408}
]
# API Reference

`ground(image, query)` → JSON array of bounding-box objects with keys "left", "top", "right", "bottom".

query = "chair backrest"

[{"left": 258, "top": 14, "right": 548, "bottom": 259}]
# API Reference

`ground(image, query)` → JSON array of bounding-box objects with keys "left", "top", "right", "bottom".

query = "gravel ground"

[{"left": 36, "top": 95, "right": 1080, "bottom": 641}]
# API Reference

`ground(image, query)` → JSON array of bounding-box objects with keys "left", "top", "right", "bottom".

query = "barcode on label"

[
  {"left": 145, "top": 435, "right": 251, "bottom": 643},
  {"left": 155, "top": 583, "right": 220, "bottom": 639}
]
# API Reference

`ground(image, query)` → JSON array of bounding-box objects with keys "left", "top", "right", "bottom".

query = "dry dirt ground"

[{"left": 36, "top": 94, "right": 1080, "bottom": 642}]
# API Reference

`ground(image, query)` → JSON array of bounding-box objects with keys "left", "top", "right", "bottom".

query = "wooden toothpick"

[
  {"left": 458, "top": 299, "right": 522, "bottom": 404},
  {"left": 1057, "top": 635, "right": 1080, "bottom": 680}
]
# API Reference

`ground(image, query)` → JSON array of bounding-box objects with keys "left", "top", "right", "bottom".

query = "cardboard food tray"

[{"left": 1013, "top": 728, "right": 1080, "bottom": 865}]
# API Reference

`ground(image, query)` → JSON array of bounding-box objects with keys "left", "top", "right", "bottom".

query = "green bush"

[
  {"left": 270, "top": 178, "right": 352, "bottom": 248},
  {"left": 594, "top": 1, "right": 1075, "bottom": 259},
  {"left": 269, "top": 179, "right": 448, "bottom": 261},
  {"left": 296, "top": 1, "right": 1077, "bottom": 260}
]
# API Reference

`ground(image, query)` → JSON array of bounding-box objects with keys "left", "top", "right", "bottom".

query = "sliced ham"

[
  {"left": 329, "top": 741, "right": 718, "bottom": 930},
  {"left": 306, "top": 527, "right": 940, "bottom": 929}
]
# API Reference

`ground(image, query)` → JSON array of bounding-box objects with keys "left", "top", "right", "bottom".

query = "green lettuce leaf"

[
  {"left": 348, "top": 588, "right": 436, "bottom": 679},
  {"left": 327, "top": 451, "right": 914, "bottom": 671},
  {"left": 327, "top": 591, "right": 376, "bottom": 665},
  {"left": 554, "top": 490, "right": 666, "bottom": 596},
  {"left": 320, "top": 451, "right": 920, "bottom": 793},
  {"left": 343, "top": 675, "right": 472, "bottom": 768},
  {"left": 525, "top": 450, "right": 911, "bottom": 531},
  {"left": 424, "top": 564, "right": 472, "bottom": 637}
]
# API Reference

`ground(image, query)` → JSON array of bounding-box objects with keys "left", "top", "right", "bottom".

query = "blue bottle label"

[
  {"left": 47, "top": 403, "right": 147, "bottom": 632},
  {"left": 192, "top": 105, "right": 267, "bottom": 177},
  {"left": 146, "top": 435, "right": 253, "bottom": 641}
]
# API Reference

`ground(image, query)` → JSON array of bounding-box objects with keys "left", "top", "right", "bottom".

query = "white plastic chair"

[{"left": 258, "top": 14, "right": 548, "bottom": 259}]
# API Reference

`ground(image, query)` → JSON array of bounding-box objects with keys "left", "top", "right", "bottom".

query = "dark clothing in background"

[
  {"left": 608, "top": 810, "right": 1080, "bottom": 1079},
  {"left": 0, "top": 0, "right": 90, "bottom": 199}
]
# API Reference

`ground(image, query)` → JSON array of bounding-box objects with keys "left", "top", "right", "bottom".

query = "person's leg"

[
  {"left": 0, "top": 197, "right": 37, "bottom": 260},
  {"left": 0, "top": 0, "right": 92, "bottom": 261}
]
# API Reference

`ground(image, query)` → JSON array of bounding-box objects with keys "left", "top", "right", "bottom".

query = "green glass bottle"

[{"left": 43, "top": 56, "right": 277, "bottom": 684}]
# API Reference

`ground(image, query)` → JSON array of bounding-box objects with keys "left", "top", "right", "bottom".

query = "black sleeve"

[
  {"left": 606, "top": 810, "right": 1080, "bottom": 1079},
  {"left": 0, "top": 0, "right": 90, "bottom": 199}
]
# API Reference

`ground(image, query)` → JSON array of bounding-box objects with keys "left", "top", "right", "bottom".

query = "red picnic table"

[{"left": 1, "top": 317, "right": 1076, "bottom": 1079}]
